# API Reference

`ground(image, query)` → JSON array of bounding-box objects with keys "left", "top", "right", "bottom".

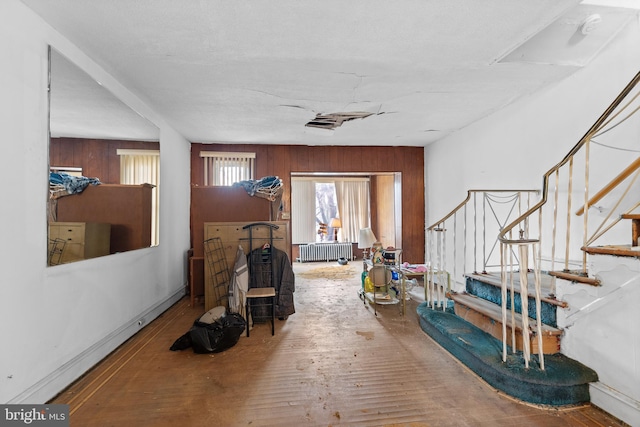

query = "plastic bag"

[
  {"left": 189, "top": 313, "right": 246, "bottom": 354},
  {"left": 364, "top": 276, "right": 374, "bottom": 293},
  {"left": 170, "top": 312, "right": 246, "bottom": 354}
]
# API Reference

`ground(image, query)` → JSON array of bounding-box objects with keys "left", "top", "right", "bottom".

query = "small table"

[{"left": 400, "top": 265, "right": 429, "bottom": 304}]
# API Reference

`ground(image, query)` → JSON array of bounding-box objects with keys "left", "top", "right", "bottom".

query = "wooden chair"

[
  {"left": 243, "top": 222, "right": 279, "bottom": 337},
  {"left": 245, "top": 287, "right": 275, "bottom": 337}
]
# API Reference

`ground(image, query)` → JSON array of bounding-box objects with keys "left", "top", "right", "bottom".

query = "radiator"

[{"left": 298, "top": 243, "right": 353, "bottom": 262}]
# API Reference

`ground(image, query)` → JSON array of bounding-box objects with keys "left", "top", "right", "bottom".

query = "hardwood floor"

[{"left": 49, "top": 262, "right": 626, "bottom": 426}]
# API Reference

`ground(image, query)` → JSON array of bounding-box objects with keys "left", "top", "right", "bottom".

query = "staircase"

[
  {"left": 417, "top": 303, "right": 598, "bottom": 407},
  {"left": 420, "top": 71, "right": 640, "bottom": 420},
  {"left": 450, "top": 272, "right": 563, "bottom": 355},
  {"left": 419, "top": 204, "right": 640, "bottom": 410},
  {"left": 418, "top": 270, "right": 598, "bottom": 406}
]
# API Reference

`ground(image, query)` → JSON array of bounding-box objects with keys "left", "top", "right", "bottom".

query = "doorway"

[{"left": 290, "top": 172, "right": 401, "bottom": 251}]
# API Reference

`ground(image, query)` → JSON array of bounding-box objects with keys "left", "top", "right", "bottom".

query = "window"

[
  {"left": 291, "top": 177, "right": 370, "bottom": 244},
  {"left": 117, "top": 149, "right": 160, "bottom": 246},
  {"left": 316, "top": 182, "right": 339, "bottom": 241},
  {"left": 200, "top": 151, "right": 255, "bottom": 186}
]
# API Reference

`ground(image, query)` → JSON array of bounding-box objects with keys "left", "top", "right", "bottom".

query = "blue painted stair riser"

[{"left": 465, "top": 277, "right": 557, "bottom": 327}]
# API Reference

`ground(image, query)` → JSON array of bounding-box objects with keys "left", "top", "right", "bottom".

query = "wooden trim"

[
  {"left": 189, "top": 256, "right": 204, "bottom": 306},
  {"left": 199, "top": 151, "right": 256, "bottom": 158},
  {"left": 622, "top": 214, "right": 640, "bottom": 247},
  {"left": 116, "top": 149, "right": 160, "bottom": 156},
  {"left": 548, "top": 270, "right": 601, "bottom": 286},
  {"left": 582, "top": 245, "right": 640, "bottom": 259}
]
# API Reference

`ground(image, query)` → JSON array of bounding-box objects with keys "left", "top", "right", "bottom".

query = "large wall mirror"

[{"left": 47, "top": 47, "right": 160, "bottom": 266}]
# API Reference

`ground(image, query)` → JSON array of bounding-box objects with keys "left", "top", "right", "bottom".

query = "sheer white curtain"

[
  {"left": 291, "top": 179, "right": 316, "bottom": 244},
  {"left": 117, "top": 149, "right": 160, "bottom": 246},
  {"left": 335, "top": 179, "right": 370, "bottom": 243}
]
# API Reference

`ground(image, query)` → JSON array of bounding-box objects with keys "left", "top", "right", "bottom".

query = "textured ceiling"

[{"left": 23, "top": 0, "right": 639, "bottom": 146}]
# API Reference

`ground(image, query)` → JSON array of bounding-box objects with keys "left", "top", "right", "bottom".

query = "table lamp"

[
  {"left": 358, "top": 227, "right": 377, "bottom": 259},
  {"left": 330, "top": 218, "right": 341, "bottom": 241}
]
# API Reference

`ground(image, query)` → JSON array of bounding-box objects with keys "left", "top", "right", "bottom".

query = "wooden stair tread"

[
  {"left": 449, "top": 292, "right": 562, "bottom": 336},
  {"left": 466, "top": 272, "right": 566, "bottom": 307},
  {"left": 548, "top": 270, "right": 601, "bottom": 286},
  {"left": 583, "top": 245, "right": 640, "bottom": 258}
]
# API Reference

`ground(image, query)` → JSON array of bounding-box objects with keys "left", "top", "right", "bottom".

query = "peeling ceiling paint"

[{"left": 21, "top": 0, "right": 639, "bottom": 146}]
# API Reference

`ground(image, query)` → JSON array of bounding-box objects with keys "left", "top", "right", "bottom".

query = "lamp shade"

[
  {"left": 329, "top": 218, "right": 342, "bottom": 229},
  {"left": 358, "top": 227, "right": 377, "bottom": 249}
]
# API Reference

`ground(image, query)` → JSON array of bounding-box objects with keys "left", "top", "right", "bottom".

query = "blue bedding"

[{"left": 50, "top": 172, "right": 101, "bottom": 195}]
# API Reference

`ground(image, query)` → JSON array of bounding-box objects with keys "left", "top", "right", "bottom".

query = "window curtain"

[
  {"left": 118, "top": 149, "right": 160, "bottom": 246},
  {"left": 335, "top": 179, "right": 370, "bottom": 243},
  {"left": 291, "top": 179, "right": 317, "bottom": 244}
]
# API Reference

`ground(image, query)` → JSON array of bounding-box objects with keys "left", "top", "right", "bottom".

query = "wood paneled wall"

[
  {"left": 55, "top": 184, "right": 153, "bottom": 253},
  {"left": 190, "top": 186, "right": 272, "bottom": 257},
  {"left": 191, "top": 144, "right": 425, "bottom": 262},
  {"left": 50, "top": 137, "right": 160, "bottom": 184}
]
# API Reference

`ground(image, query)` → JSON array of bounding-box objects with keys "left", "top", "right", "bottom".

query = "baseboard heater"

[{"left": 298, "top": 242, "right": 353, "bottom": 262}]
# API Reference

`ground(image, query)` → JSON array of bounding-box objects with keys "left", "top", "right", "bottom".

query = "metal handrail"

[{"left": 499, "top": 71, "right": 640, "bottom": 245}]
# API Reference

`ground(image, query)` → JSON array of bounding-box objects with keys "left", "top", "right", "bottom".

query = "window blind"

[{"left": 199, "top": 151, "right": 255, "bottom": 186}]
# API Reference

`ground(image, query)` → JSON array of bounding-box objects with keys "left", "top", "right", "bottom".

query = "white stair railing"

[{"left": 426, "top": 190, "right": 539, "bottom": 310}]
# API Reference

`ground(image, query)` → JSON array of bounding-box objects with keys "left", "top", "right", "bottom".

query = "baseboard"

[
  {"left": 590, "top": 382, "right": 640, "bottom": 426},
  {"left": 9, "top": 287, "right": 185, "bottom": 404}
]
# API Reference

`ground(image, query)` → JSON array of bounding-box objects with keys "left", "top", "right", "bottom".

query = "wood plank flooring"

[{"left": 49, "top": 262, "right": 626, "bottom": 426}]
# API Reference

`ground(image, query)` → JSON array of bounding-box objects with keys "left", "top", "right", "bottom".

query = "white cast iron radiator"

[{"left": 298, "top": 243, "right": 353, "bottom": 262}]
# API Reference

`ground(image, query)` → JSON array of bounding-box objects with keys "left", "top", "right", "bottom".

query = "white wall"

[
  {"left": 0, "top": 0, "right": 191, "bottom": 403},
  {"left": 424, "top": 13, "right": 640, "bottom": 424},
  {"left": 557, "top": 257, "right": 640, "bottom": 426},
  {"left": 425, "top": 14, "right": 640, "bottom": 279},
  {"left": 425, "top": 20, "right": 640, "bottom": 227}
]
